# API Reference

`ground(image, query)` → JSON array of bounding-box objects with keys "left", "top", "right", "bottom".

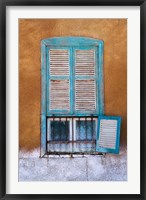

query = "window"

[
  {"left": 47, "top": 118, "right": 72, "bottom": 153},
  {"left": 47, "top": 117, "right": 97, "bottom": 153},
  {"left": 41, "top": 37, "right": 104, "bottom": 156}
]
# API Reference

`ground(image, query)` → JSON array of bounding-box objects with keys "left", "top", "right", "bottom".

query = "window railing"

[{"left": 46, "top": 116, "right": 98, "bottom": 154}]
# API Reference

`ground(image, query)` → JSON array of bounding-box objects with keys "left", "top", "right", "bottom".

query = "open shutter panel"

[
  {"left": 96, "top": 116, "right": 121, "bottom": 154},
  {"left": 49, "top": 49, "right": 70, "bottom": 112},
  {"left": 75, "top": 49, "right": 96, "bottom": 112}
]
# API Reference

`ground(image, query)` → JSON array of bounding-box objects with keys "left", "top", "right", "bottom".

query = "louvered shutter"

[
  {"left": 50, "top": 49, "right": 69, "bottom": 76},
  {"left": 74, "top": 48, "right": 97, "bottom": 114},
  {"left": 75, "top": 49, "right": 95, "bottom": 76},
  {"left": 96, "top": 116, "right": 121, "bottom": 154},
  {"left": 50, "top": 79, "right": 70, "bottom": 110},
  {"left": 47, "top": 48, "right": 70, "bottom": 114}
]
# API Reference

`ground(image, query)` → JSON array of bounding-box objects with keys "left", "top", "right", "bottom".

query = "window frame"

[{"left": 41, "top": 37, "right": 104, "bottom": 156}]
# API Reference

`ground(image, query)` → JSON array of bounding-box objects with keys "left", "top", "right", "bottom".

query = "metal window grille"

[{"left": 47, "top": 116, "right": 97, "bottom": 154}]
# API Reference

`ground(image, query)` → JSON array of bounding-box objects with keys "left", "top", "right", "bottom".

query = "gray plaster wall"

[{"left": 19, "top": 146, "right": 127, "bottom": 181}]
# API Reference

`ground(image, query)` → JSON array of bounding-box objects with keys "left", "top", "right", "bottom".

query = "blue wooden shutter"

[
  {"left": 73, "top": 47, "right": 98, "bottom": 115},
  {"left": 96, "top": 116, "right": 121, "bottom": 154},
  {"left": 47, "top": 47, "right": 71, "bottom": 115}
]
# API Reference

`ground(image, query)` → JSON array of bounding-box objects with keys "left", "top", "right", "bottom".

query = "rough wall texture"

[
  {"left": 19, "top": 146, "right": 127, "bottom": 181},
  {"left": 19, "top": 19, "right": 127, "bottom": 150}
]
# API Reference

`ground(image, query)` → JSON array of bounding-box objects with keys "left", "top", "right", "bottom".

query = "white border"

[{"left": 6, "top": 6, "right": 140, "bottom": 194}]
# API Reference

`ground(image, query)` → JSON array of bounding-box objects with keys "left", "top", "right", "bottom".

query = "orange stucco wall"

[{"left": 19, "top": 19, "right": 127, "bottom": 150}]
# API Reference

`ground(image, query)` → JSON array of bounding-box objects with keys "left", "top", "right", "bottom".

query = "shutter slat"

[
  {"left": 75, "top": 79, "right": 96, "bottom": 111},
  {"left": 49, "top": 49, "right": 69, "bottom": 76},
  {"left": 98, "top": 119, "right": 117, "bottom": 149},
  {"left": 75, "top": 49, "right": 95, "bottom": 76},
  {"left": 50, "top": 79, "right": 70, "bottom": 110},
  {"left": 75, "top": 49, "right": 96, "bottom": 112},
  {"left": 96, "top": 116, "right": 121, "bottom": 154}
]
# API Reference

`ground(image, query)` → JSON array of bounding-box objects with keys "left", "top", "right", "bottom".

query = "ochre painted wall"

[{"left": 19, "top": 19, "right": 127, "bottom": 150}]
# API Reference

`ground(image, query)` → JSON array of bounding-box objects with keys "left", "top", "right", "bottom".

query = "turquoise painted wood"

[
  {"left": 42, "top": 37, "right": 100, "bottom": 47},
  {"left": 70, "top": 47, "right": 74, "bottom": 115},
  {"left": 41, "top": 37, "right": 104, "bottom": 156},
  {"left": 96, "top": 116, "right": 121, "bottom": 154},
  {"left": 98, "top": 42, "right": 104, "bottom": 115},
  {"left": 41, "top": 41, "right": 47, "bottom": 157}
]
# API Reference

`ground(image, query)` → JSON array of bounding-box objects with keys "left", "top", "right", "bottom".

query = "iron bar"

[
  {"left": 85, "top": 117, "right": 87, "bottom": 141},
  {"left": 52, "top": 116, "right": 55, "bottom": 141},
  {"left": 47, "top": 116, "right": 98, "bottom": 154},
  {"left": 78, "top": 117, "right": 81, "bottom": 152},
  {"left": 65, "top": 117, "right": 68, "bottom": 141},
  {"left": 91, "top": 116, "right": 94, "bottom": 140},
  {"left": 47, "top": 141, "right": 95, "bottom": 144},
  {"left": 59, "top": 117, "right": 62, "bottom": 151}
]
